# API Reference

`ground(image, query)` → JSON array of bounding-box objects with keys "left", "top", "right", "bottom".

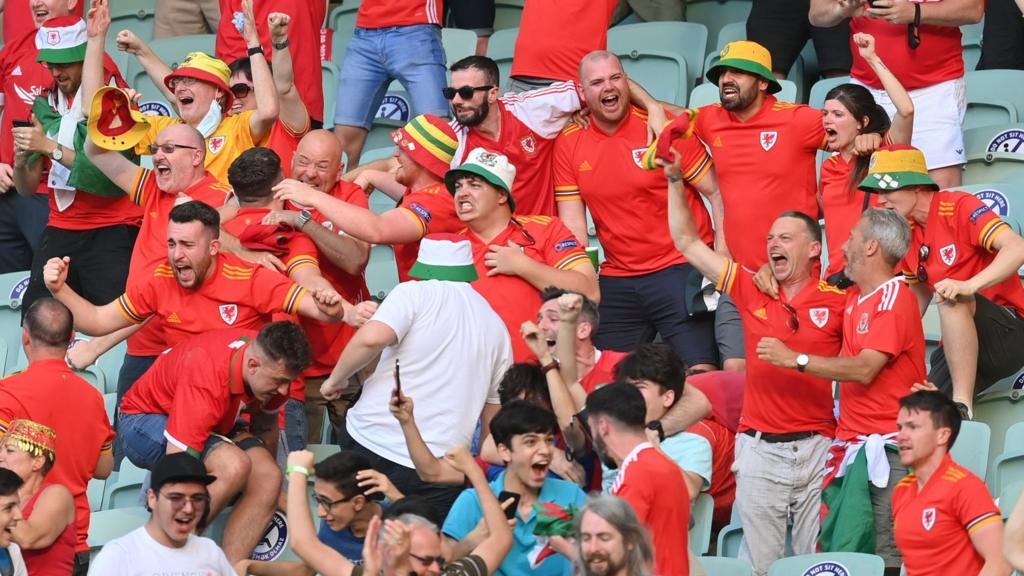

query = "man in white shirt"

[
  {"left": 88, "top": 453, "right": 235, "bottom": 575},
  {"left": 321, "top": 233, "right": 513, "bottom": 515}
]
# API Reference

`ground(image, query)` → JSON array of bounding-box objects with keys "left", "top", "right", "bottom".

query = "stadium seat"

[
  {"left": 103, "top": 393, "right": 116, "bottom": 426},
  {"left": 716, "top": 522, "right": 744, "bottom": 558},
  {"left": 366, "top": 245, "right": 400, "bottom": 301},
  {"left": 95, "top": 338, "right": 128, "bottom": 395},
  {"left": 87, "top": 506, "right": 149, "bottom": 560},
  {"left": 103, "top": 459, "right": 148, "bottom": 510},
  {"left": 105, "top": 4, "right": 156, "bottom": 73},
  {"left": 361, "top": 146, "right": 397, "bottom": 165},
  {"left": 999, "top": 481, "right": 1024, "bottom": 518},
  {"left": 493, "top": 0, "right": 525, "bottom": 31},
  {"left": 369, "top": 190, "right": 398, "bottom": 215},
  {"left": 689, "top": 493, "right": 714, "bottom": 555},
  {"left": 950, "top": 421, "right": 992, "bottom": 481},
  {"left": 88, "top": 477, "right": 105, "bottom": 512},
  {"left": 485, "top": 28, "right": 517, "bottom": 86},
  {"left": 951, "top": 183, "right": 1024, "bottom": 235},
  {"left": 973, "top": 388, "right": 1024, "bottom": 480},
  {"left": 328, "top": 0, "right": 362, "bottom": 47},
  {"left": 703, "top": 21, "right": 746, "bottom": 76},
  {"left": 961, "top": 123, "right": 1024, "bottom": 185},
  {"left": 611, "top": 48, "right": 688, "bottom": 105},
  {"left": 686, "top": 1, "right": 753, "bottom": 58},
  {"left": 0, "top": 270, "right": 30, "bottom": 376},
  {"left": 964, "top": 70, "right": 1024, "bottom": 132},
  {"left": 322, "top": 60, "right": 339, "bottom": 129},
  {"left": 768, "top": 552, "right": 884, "bottom": 576},
  {"left": 961, "top": 21, "right": 983, "bottom": 71},
  {"left": 606, "top": 22, "right": 709, "bottom": 96},
  {"left": 808, "top": 75, "right": 851, "bottom": 111},
  {"left": 688, "top": 79, "right": 798, "bottom": 108},
  {"left": 306, "top": 443, "right": 341, "bottom": 463},
  {"left": 127, "top": 34, "right": 218, "bottom": 119},
  {"left": 442, "top": 28, "right": 478, "bottom": 67},
  {"left": 699, "top": 557, "right": 752, "bottom": 576},
  {"left": 993, "top": 451, "right": 1024, "bottom": 501},
  {"left": 922, "top": 302, "right": 941, "bottom": 344},
  {"left": 363, "top": 119, "right": 404, "bottom": 157}
]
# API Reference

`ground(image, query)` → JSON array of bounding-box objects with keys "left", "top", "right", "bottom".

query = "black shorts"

[
  {"left": 445, "top": 0, "right": 495, "bottom": 37},
  {"left": 746, "top": 0, "right": 852, "bottom": 75}
]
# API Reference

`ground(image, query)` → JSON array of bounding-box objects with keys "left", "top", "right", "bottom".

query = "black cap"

[{"left": 150, "top": 453, "right": 216, "bottom": 491}]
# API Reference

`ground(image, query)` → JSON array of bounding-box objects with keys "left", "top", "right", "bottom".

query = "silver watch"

[
  {"left": 295, "top": 209, "right": 313, "bottom": 229},
  {"left": 50, "top": 143, "right": 64, "bottom": 162}
]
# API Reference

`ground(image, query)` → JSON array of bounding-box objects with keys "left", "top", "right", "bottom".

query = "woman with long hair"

[{"left": 820, "top": 32, "right": 914, "bottom": 282}]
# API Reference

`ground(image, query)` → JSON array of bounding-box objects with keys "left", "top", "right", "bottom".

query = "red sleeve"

[
  {"left": 93, "top": 395, "right": 116, "bottom": 454},
  {"left": 332, "top": 180, "right": 370, "bottom": 209},
  {"left": 955, "top": 476, "right": 1001, "bottom": 537},
  {"left": 552, "top": 128, "right": 581, "bottom": 203},
  {"left": 615, "top": 471, "right": 652, "bottom": 522},
  {"left": 250, "top": 266, "right": 308, "bottom": 316},
  {"left": 129, "top": 168, "right": 155, "bottom": 206},
  {"left": 714, "top": 259, "right": 755, "bottom": 304},
  {"left": 539, "top": 218, "right": 588, "bottom": 270},
  {"left": 676, "top": 134, "right": 714, "bottom": 185},
  {"left": 960, "top": 194, "right": 1012, "bottom": 253},
  {"left": 797, "top": 105, "right": 828, "bottom": 151},
  {"left": 284, "top": 234, "right": 320, "bottom": 277},
  {"left": 401, "top": 187, "right": 452, "bottom": 237},
  {"left": 117, "top": 275, "right": 160, "bottom": 324},
  {"left": 165, "top": 349, "right": 230, "bottom": 456}
]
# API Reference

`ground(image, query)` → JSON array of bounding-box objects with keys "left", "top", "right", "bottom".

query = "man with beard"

[
  {"left": 553, "top": 51, "right": 722, "bottom": 370},
  {"left": 272, "top": 115, "right": 462, "bottom": 283},
  {"left": 657, "top": 41, "right": 827, "bottom": 270},
  {"left": 585, "top": 383, "right": 690, "bottom": 576},
  {"left": 443, "top": 402, "right": 586, "bottom": 576},
  {"left": 572, "top": 494, "right": 656, "bottom": 576},
  {"left": 88, "top": 453, "right": 233, "bottom": 573},
  {"left": 447, "top": 56, "right": 664, "bottom": 241}
]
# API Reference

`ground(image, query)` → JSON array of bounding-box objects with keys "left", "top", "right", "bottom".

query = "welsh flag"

[{"left": 533, "top": 502, "right": 577, "bottom": 537}]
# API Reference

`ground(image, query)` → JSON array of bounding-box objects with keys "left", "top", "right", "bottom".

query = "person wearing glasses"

[
  {"left": 89, "top": 452, "right": 234, "bottom": 575},
  {"left": 665, "top": 151, "right": 846, "bottom": 576},
  {"left": 860, "top": 145, "right": 1024, "bottom": 419},
  {"left": 756, "top": 208, "right": 924, "bottom": 568}
]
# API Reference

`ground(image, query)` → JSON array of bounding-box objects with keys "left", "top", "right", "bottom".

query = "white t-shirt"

[
  {"left": 1, "top": 544, "right": 27, "bottom": 576},
  {"left": 88, "top": 526, "right": 237, "bottom": 576},
  {"left": 346, "top": 280, "right": 513, "bottom": 468}
]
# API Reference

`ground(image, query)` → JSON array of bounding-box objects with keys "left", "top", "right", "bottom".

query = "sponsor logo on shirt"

[
  {"left": 753, "top": 307, "right": 767, "bottom": 320},
  {"left": 922, "top": 507, "right": 936, "bottom": 531},
  {"left": 10, "top": 66, "right": 21, "bottom": 76},
  {"left": 166, "top": 312, "right": 181, "bottom": 324},
  {"left": 801, "top": 561, "right": 850, "bottom": 576},
  {"left": 987, "top": 129, "right": 1024, "bottom": 154},
  {"left": 139, "top": 101, "right": 173, "bottom": 117},
  {"left": 208, "top": 136, "right": 227, "bottom": 155},
  {"left": 939, "top": 243, "right": 957, "bottom": 266},
  {"left": 759, "top": 131, "right": 777, "bottom": 152},
  {"left": 219, "top": 304, "right": 239, "bottom": 325},
  {"left": 375, "top": 94, "right": 410, "bottom": 123},
  {"left": 631, "top": 148, "right": 647, "bottom": 168},
  {"left": 521, "top": 135, "right": 536, "bottom": 154},
  {"left": 857, "top": 312, "right": 869, "bottom": 334},
  {"left": 14, "top": 84, "right": 42, "bottom": 107},
  {"left": 251, "top": 511, "right": 289, "bottom": 561},
  {"left": 409, "top": 202, "right": 432, "bottom": 222},
  {"left": 554, "top": 239, "right": 579, "bottom": 252},
  {"left": 579, "top": 160, "right": 592, "bottom": 172},
  {"left": 974, "top": 189, "right": 1010, "bottom": 219},
  {"left": 809, "top": 307, "right": 829, "bottom": 328}
]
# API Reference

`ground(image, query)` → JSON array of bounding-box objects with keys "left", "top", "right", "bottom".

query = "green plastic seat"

[
  {"left": 965, "top": 70, "right": 1024, "bottom": 131},
  {"left": 808, "top": 75, "right": 851, "bottom": 111},
  {"left": 699, "top": 556, "right": 752, "bottom": 576},
  {"left": 950, "top": 421, "right": 992, "bottom": 481},
  {"left": 87, "top": 506, "right": 149, "bottom": 560},
  {"left": 103, "top": 459, "right": 148, "bottom": 510},
  {"left": 768, "top": 552, "right": 884, "bottom": 576},
  {"left": 0, "top": 270, "right": 30, "bottom": 376},
  {"left": 328, "top": 0, "right": 362, "bottom": 48},
  {"left": 974, "top": 389, "right": 1024, "bottom": 481},
  {"left": 366, "top": 245, "right": 400, "bottom": 302},
  {"left": 322, "top": 60, "right": 339, "bottom": 129},
  {"left": 612, "top": 49, "right": 688, "bottom": 105},
  {"left": 960, "top": 124, "right": 1024, "bottom": 185},
  {"left": 607, "top": 22, "right": 708, "bottom": 96},
  {"left": 686, "top": 0, "right": 753, "bottom": 58},
  {"left": 493, "top": 0, "right": 525, "bottom": 31},
  {"left": 689, "top": 79, "right": 798, "bottom": 108},
  {"left": 716, "top": 522, "right": 744, "bottom": 558},
  {"left": 95, "top": 338, "right": 128, "bottom": 395},
  {"left": 442, "top": 28, "right": 477, "bottom": 67},
  {"left": 306, "top": 443, "right": 342, "bottom": 463},
  {"left": 703, "top": 21, "right": 746, "bottom": 78},
  {"left": 103, "top": 393, "right": 116, "bottom": 426},
  {"left": 689, "top": 493, "right": 714, "bottom": 555},
  {"left": 87, "top": 477, "right": 105, "bottom": 512},
  {"left": 485, "top": 28, "right": 518, "bottom": 87}
]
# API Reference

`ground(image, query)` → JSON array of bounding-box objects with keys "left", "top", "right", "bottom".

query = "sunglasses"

[
  {"left": 231, "top": 83, "right": 253, "bottom": 99},
  {"left": 916, "top": 244, "right": 930, "bottom": 283},
  {"left": 148, "top": 143, "right": 200, "bottom": 155},
  {"left": 410, "top": 553, "right": 446, "bottom": 568},
  {"left": 511, "top": 218, "right": 536, "bottom": 247},
  {"left": 781, "top": 302, "right": 800, "bottom": 333},
  {"left": 442, "top": 85, "right": 493, "bottom": 100}
]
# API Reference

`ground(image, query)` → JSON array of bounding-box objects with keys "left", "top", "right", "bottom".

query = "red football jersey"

[
  {"left": 611, "top": 444, "right": 691, "bottom": 576},
  {"left": 850, "top": 18, "right": 963, "bottom": 91},
  {"left": 901, "top": 191, "right": 1024, "bottom": 316},
  {"left": 686, "top": 418, "right": 736, "bottom": 529},
  {"left": 579, "top": 349, "right": 628, "bottom": 394},
  {"left": 394, "top": 182, "right": 463, "bottom": 282},
  {"left": 116, "top": 252, "right": 307, "bottom": 346},
  {"left": 451, "top": 82, "right": 582, "bottom": 218},
  {"left": 124, "top": 169, "right": 231, "bottom": 356},
  {"left": 260, "top": 120, "right": 306, "bottom": 178},
  {"left": 553, "top": 107, "right": 713, "bottom": 276},
  {"left": 893, "top": 454, "right": 1001, "bottom": 576},
  {"left": 459, "top": 216, "right": 590, "bottom": 362},
  {"left": 717, "top": 260, "right": 844, "bottom": 436},
  {"left": 223, "top": 207, "right": 320, "bottom": 276},
  {"left": 119, "top": 330, "right": 288, "bottom": 456},
  {"left": 355, "top": 0, "right": 442, "bottom": 28},
  {"left": 510, "top": 0, "right": 617, "bottom": 82},
  {"left": 694, "top": 97, "right": 827, "bottom": 268},
  {"left": 216, "top": 0, "right": 326, "bottom": 122},
  {"left": 837, "top": 277, "right": 926, "bottom": 441}
]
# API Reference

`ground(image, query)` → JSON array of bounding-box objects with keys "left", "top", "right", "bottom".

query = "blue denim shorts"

[
  {"left": 334, "top": 24, "right": 450, "bottom": 129},
  {"left": 117, "top": 413, "right": 228, "bottom": 468}
]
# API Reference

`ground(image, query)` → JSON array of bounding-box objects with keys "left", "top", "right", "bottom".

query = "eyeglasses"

[
  {"left": 159, "top": 492, "right": 209, "bottom": 508},
  {"left": 442, "top": 85, "right": 493, "bottom": 100},
  {"left": 313, "top": 492, "right": 355, "bottom": 510},
  {"left": 410, "top": 553, "right": 446, "bottom": 568},
  {"left": 168, "top": 76, "right": 198, "bottom": 90},
  {"left": 148, "top": 143, "right": 200, "bottom": 155},
  {"left": 231, "top": 83, "right": 253, "bottom": 99},
  {"left": 781, "top": 302, "right": 800, "bottom": 333},
  {"left": 916, "top": 244, "right": 930, "bottom": 283}
]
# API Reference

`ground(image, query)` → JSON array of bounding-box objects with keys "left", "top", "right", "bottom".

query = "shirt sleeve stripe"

[
  {"left": 715, "top": 260, "right": 738, "bottom": 294},
  {"left": 163, "top": 431, "right": 202, "bottom": 458},
  {"left": 131, "top": 168, "right": 150, "bottom": 205},
  {"left": 285, "top": 256, "right": 319, "bottom": 276},
  {"left": 116, "top": 294, "right": 146, "bottom": 324},
  {"left": 555, "top": 252, "right": 589, "bottom": 270},
  {"left": 966, "top": 512, "right": 1000, "bottom": 535},
  {"left": 397, "top": 207, "right": 428, "bottom": 237},
  {"left": 979, "top": 219, "right": 1009, "bottom": 252},
  {"left": 684, "top": 154, "right": 713, "bottom": 185},
  {"left": 283, "top": 285, "right": 308, "bottom": 315}
]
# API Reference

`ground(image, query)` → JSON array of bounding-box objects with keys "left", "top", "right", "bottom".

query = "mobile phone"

[
  {"left": 12, "top": 120, "right": 32, "bottom": 128},
  {"left": 394, "top": 358, "right": 401, "bottom": 396},
  {"left": 497, "top": 491, "right": 521, "bottom": 520}
]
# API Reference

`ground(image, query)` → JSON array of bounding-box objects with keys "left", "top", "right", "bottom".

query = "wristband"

[
  {"left": 286, "top": 465, "right": 310, "bottom": 477},
  {"left": 272, "top": 39, "right": 291, "bottom": 50},
  {"left": 247, "top": 45, "right": 265, "bottom": 57},
  {"left": 542, "top": 360, "right": 559, "bottom": 374},
  {"left": 666, "top": 173, "right": 684, "bottom": 183}
]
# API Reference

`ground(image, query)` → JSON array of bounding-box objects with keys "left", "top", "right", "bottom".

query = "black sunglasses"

[
  {"left": 231, "top": 83, "right": 253, "bottom": 99},
  {"left": 442, "top": 85, "right": 493, "bottom": 100},
  {"left": 148, "top": 143, "right": 200, "bottom": 155},
  {"left": 916, "top": 244, "right": 930, "bottom": 283},
  {"left": 411, "top": 553, "right": 446, "bottom": 568},
  {"left": 781, "top": 302, "right": 800, "bottom": 333}
]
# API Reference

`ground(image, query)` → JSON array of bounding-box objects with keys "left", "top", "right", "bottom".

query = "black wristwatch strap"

[{"left": 247, "top": 45, "right": 265, "bottom": 57}]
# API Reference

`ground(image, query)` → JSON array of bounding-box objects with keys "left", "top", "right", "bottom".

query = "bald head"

[
  {"left": 161, "top": 124, "right": 205, "bottom": 157},
  {"left": 24, "top": 298, "right": 73, "bottom": 351},
  {"left": 292, "top": 130, "right": 344, "bottom": 192},
  {"left": 579, "top": 50, "right": 623, "bottom": 84}
]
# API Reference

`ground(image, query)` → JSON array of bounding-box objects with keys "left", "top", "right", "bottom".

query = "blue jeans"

[
  {"left": 118, "top": 413, "right": 225, "bottom": 468},
  {"left": 334, "top": 24, "right": 449, "bottom": 129},
  {"left": 0, "top": 192, "right": 48, "bottom": 274}
]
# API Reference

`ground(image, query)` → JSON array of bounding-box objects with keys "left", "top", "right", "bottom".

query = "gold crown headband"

[{"left": 3, "top": 419, "right": 56, "bottom": 462}]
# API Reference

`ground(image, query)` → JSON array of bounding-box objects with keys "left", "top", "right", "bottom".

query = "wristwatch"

[
  {"left": 646, "top": 420, "right": 666, "bottom": 442},
  {"left": 50, "top": 143, "right": 63, "bottom": 162},
  {"left": 295, "top": 209, "right": 312, "bottom": 229},
  {"left": 796, "top": 354, "right": 810, "bottom": 373}
]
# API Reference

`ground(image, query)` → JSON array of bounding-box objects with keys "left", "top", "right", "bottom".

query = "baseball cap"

[
  {"left": 409, "top": 233, "right": 478, "bottom": 282},
  {"left": 859, "top": 145, "right": 939, "bottom": 193},
  {"left": 706, "top": 40, "right": 782, "bottom": 95},
  {"left": 88, "top": 87, "right": 152, "bottom": 151},
  {"left": 392, "top": 114, "right": 459, "bottom": 180},
  {"left": 163, "top": 52, "right": 234, "bottom": 110},
  {"left": 150, "top": 453, "right": 216, "bottom": 492},
  {"left": 444, "top": 148, "right": 517, "bottom": 211},
  {"left": 36, "top": 16, "right": 87, "bottom": 64}
]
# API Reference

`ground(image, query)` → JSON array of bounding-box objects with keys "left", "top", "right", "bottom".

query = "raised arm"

[
  {"left": 266, "top": 12, "right": 310, "bottom": 134},
  {"left": 240, "top": 0, "right": 279, "bottom": 141},
  {"left": 82, "top": 0, "right": 113, "bottom": 119},
  {"left": 854, "top": 33, "right": 913, "bottom": 145},
  {"left": 692, "top": 163, "right": 730, "bottom": 258},
  {"left": 933, "top": 226, "right": 1024, "bottom": 303},
  {"left": 443, "top": 447, "right": 514, "bottom": 574},
  {"left": 389, "top": 390, "right": 464, "bottom": 484},
  {"left": 665, "top": 153, "right": 727, "bottom": 285},
  {"left": 43, "top": 257, "right": 134, "bottom": 336},
  {"left": 285, "top": 450, "right": 356, "bottom": 576},
  {"left": 85, "top": 137, "right": 139, "bottom": 194},
  {"left": 115, "top": 32, "right": 174, "bottom": 103}
]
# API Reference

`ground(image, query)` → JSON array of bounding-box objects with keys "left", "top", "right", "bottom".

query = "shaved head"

[
  {"left": 579, "top": 50, "right": 622, "bottom": 84},
  {"left": 292, "top": 130, "right": 344, "bottom": 192},
  {"left": 160, "top": 124, "right": 206, "bottom": 157}
]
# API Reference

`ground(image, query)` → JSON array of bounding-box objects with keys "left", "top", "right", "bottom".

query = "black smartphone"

[
  {"left": 394, "top": 358, "right": 401, "bottom": 396},
  {"left": 497, "top": 490, "right": 521, "bottom": 520},
  {"left": 12, "top": 120, "right": 32, "bottom": 128}
]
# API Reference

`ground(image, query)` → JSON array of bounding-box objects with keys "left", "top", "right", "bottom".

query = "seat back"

[
  {"left": 689, "top": 79, "right": 798, "bottom": 108},
  {"left": 699, "top": 556, "right": 753, "bottom": 576},
  {"left": 974, "top": 389, "right": 1024, "bottom": 480},
  {"left": 689, "top": 493, "right": 714, "bottom": 555},
  {"left": 103, "top": 459, "right": 148, "bottom": 510},
  {"left": 607, "top": 22, "right": 708, "bottom": 96},
  {"left": 965, "top": 70, "right": 1024, "bottom": 131},
  {"left": 87, "top": 507, "right": 150, "bottom": 560},
  {"left": 328, "top": 0, "right": 362, "bottom": 47},
  {"left": 808, "top": 75, "right": 852, "bottom": 111},
  {"left": 0, "top": 271, "right": 30, "bottom": 376},
  {"left": 442, "top": 28, "right": 478, "bottom": 67},
  {"left": 950, "top": 421, "right": 992, "bottom": 480},
  {"left": 703, "top": 21, "right": 746, "bottom": 74},
  {"left": 322, "top": 60, "right": 339, "bottom": 129},
  {"left": 686, "top": 0, "right": 753, "bottom": 57},
  {"left": 493, "top": 0, "right": 525, "bottom": 31},
  {"left": 768, "top": 552, "right": 885, "bottom": 576},
  {"left": 611, "top": 49, "right": 688, "bottom": 105},
  {"left": 366, "top": 245, "right": 400, "bottom": 301}
]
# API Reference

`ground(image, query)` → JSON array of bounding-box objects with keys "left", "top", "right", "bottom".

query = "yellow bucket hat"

[
  {"left": 859, "top": 145, "right": 939, "bottom": 192},
  {"left": 88, "top": 87, "right": 151, "bottom": 151},
  {"left": 706, "top": 40, "right": 782, "bottom": 94},
  {"left": 163, "top": 51, "right": 234, "bottom": 110}
]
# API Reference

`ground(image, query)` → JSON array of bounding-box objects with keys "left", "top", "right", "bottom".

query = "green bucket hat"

[
  {"left": 408, "top": 233, "right": 479, "bottom": 282},
  {"left": 706, "top": 40, "right": 782, "bottom": 95},
  {"left": 35, "top": 17, "right": 88, "bottom": 64},
  {"left": 859, "top": 145, "right": 939, "bottom": 192},
  {"left": 444, "top": 147, "right": 517, "bottom": 211}
]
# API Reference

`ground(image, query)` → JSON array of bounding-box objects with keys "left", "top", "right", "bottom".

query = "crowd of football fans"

[{"left": 0, "top": 0, "right": 1023, "bottom": 574}]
